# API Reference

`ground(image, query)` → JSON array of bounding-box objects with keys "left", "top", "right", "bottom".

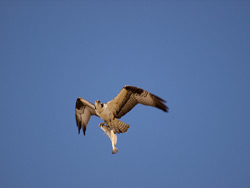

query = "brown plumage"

[
  {"left": 75, "top": 98, "right": 97, "bottom": 135},
  {"left": 75, "top": 85, "right": 168, "bottom": 154},
  {"left": 108, "top": 86, "right": 168, "bottom": 119}
]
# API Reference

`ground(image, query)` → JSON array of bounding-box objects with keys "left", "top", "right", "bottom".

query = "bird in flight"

[{"left": 75, "top": 85, "right": 168, "bottom": 154}]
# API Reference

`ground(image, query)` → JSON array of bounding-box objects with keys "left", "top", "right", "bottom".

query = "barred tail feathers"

[{"left": 112, "top": 119, "right": 130, "bottom": 134}]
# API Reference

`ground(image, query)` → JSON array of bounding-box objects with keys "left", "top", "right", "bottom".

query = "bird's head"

[{"left": 95, "top": 100, "right": 103, "bottom": 109}]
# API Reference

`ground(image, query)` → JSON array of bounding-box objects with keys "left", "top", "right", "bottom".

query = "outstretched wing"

[
  {"left": 108, "top": 85, "right": 169, "bottom": 119},
  {"left": 75, "top": 97, "right": 98, "bottom": 135}
]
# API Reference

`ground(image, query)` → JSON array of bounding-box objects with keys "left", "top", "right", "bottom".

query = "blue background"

[{"left": 1, "top": 1, "right": 250, "bottom": 187}]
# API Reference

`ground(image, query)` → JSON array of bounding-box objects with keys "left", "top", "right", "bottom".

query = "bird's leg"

[
  {"left": 106, "top": 118, "right": 115, "bottom": 129},
  {"left": 107, "top": 118, "right": 118, "bottom": 134}
]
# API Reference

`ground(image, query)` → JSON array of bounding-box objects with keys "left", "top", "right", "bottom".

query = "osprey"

[{"left": 75, "top": 85, "right": 168, "bottom": 154}]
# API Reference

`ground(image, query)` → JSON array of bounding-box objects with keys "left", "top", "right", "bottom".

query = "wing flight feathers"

[
  {"left": 109, "top": 85, "right": 168, "bottom": 118},
  {"left": 75, "top": 97, "right": 98, "bottom": 135}
]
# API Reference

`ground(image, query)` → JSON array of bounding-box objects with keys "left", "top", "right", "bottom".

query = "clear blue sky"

[{"left": 1, "top": 1, "right": 250, "bottom": 188}]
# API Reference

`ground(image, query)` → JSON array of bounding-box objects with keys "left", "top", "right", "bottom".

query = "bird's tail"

[{"left": 112, "top": 119, "right": 130, "bottom": 134}]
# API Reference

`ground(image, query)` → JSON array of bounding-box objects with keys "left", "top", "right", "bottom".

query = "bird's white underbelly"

[
  {"left": 100, "top": 111, "right": 111, "bottom": 121},
  {"left": 98, "top": 105, "right": 113, "bottom": 122}
]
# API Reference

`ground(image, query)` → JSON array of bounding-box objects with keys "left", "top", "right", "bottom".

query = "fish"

[{"left": 99, "top": 123, "right": 118, "bottom": 154}]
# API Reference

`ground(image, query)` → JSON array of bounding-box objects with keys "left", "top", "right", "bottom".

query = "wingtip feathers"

[
  {"left": 151, "top": 93, "right": 169, "bottom": 113},
  {"left": 124, "top": 85, "right": 169, "bottom": 113}
]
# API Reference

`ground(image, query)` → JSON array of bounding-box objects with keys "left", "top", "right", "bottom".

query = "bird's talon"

[{"left": 99, "top": 123, "right": 106, "bottom": 127}]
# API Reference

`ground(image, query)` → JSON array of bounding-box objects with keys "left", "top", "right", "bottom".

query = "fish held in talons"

[{"left": 99, "top": 123, "right": 118, "bottom": 154}]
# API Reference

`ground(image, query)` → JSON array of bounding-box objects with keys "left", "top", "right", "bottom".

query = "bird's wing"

[
  {"left": 75, "top": 97, "right": 98, "bottom": 135},
  {"left": 108, "top": 85, "right": 168, "bottom": 118}
]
